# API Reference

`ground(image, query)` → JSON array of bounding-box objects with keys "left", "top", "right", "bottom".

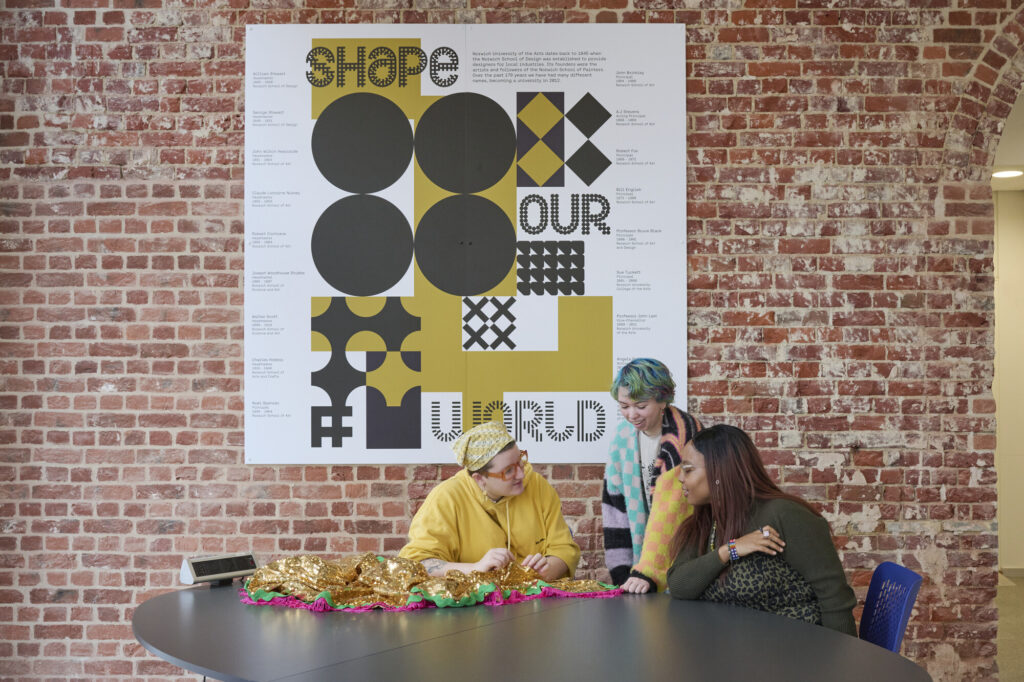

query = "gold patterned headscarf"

[{"left": 452, "top": 421, "right": 514, "bottom": 471}]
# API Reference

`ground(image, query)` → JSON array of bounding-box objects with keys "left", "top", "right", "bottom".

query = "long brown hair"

[{"left": 670, "top": 424, "right": 820, "bottom": 558}]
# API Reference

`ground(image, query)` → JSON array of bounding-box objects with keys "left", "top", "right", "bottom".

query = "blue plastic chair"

[{"left": 859, "top": 561, "right": 923, "bottom": 653}]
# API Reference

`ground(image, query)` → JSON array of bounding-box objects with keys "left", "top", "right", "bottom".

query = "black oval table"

[{"left": 132, "top": 584, "right": 932, "bottom": 681}]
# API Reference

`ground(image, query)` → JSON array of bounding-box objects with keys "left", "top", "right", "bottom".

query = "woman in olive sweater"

[{"left": 666, "top": 424, "right": 857, "bottom": 635}]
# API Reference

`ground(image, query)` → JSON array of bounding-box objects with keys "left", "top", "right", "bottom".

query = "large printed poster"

[{"left": 244, "top": 25, "right": 686, "bottom": 464}]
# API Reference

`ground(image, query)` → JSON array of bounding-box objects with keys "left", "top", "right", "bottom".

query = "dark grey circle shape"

[
  {"left": 415, "top": 195, "right": 516, "bottom": 296},
  {"left": 414, "top": 93, "right": 516, "bottom": 194},
  {"left": 311, "top": 195, "right": 413, "bottom": 296},
  {"left": 311, "top": 93, "right": 413, "bottom": 193}
]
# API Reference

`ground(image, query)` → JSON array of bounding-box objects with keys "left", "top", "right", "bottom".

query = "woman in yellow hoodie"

[{"left": 399, "top": 421, "right": 580, "bottom": 582}]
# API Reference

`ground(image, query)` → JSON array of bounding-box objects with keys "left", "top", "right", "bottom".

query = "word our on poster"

[{"left": 244, "top": 25, "right": 687, "bottom": 464}]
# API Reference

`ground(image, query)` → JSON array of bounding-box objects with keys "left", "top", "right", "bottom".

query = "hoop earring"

[{"left": 715, "top": 480, "right": 720, "bottom": 485}]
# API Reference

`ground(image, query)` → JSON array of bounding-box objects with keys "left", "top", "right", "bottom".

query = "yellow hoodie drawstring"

[
  {"left": 505, "top": 499, "right": 511, "bottom": 551},
  {"left": 481, "top": 478, "right": 514, "bottom": 552}
]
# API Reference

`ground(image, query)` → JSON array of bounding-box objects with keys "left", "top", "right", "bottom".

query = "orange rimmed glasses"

[{"left": 482, "top": 450, "right": 528, "bottom": 481}]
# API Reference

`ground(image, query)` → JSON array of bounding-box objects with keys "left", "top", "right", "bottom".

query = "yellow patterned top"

[{"left": 633, "top": 469, "right": 692, "bottom": 591}]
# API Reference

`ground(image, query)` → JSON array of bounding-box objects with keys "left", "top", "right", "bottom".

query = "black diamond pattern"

[
  {"left": 566, "top": 141, "right": 611, "bottom": 186},
  {"left": 566, "top": 93, "right": 611, "bottom": 138}
]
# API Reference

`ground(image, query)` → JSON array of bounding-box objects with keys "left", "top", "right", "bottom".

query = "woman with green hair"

[{"left": 602, "top": 358, "right": 701, "bottom": 591}]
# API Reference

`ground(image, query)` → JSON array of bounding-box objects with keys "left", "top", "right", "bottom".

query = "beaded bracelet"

[{"left": 728, "top": 539, "right": 739, "bottom": 562}]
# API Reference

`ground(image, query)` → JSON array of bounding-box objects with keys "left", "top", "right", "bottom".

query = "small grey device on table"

[{"left": 180, "top": 552, "right": 259, "bottom": 587}]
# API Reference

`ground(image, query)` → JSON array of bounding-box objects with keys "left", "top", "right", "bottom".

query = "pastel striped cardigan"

[{"left": 601, "top": 405, "right": 701, "bottom": 586}]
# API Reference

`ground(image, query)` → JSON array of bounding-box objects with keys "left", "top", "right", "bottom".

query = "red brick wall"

[{"left": 1, "top": 2, "right": 1016, "bottom": 680}]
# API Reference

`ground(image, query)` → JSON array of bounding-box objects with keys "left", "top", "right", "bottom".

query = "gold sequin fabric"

[{"left": 244, "top": 553, "right": 617, "bottom": 610}]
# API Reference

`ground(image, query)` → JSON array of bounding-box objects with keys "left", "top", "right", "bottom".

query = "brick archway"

[
  {"left": 932, "top": 6, "right": 1024, "bottom": 681},
  {"left": 941, "top": 9, "right": 1024, "bottom": 183}
]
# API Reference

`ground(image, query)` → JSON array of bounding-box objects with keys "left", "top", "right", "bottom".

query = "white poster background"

[{"left": 244, "top": 25, "right": 686, "bottom": 463}]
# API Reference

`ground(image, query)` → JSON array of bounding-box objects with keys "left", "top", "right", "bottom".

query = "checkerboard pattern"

[{"left": 634, "top": 470, "right": 690, "bottom": 591}]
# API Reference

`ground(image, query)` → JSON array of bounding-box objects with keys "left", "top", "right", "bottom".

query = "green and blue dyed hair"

[{"left": 610, "top": 358, "right": 675, "bottom": 404}]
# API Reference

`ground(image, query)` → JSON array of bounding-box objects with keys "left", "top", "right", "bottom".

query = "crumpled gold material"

[
  {"left": 247, "top": 553, "right": 388, "bottom": 605},
  {"left": 246, "top": 553, "right": 614, "bottom": 609}
]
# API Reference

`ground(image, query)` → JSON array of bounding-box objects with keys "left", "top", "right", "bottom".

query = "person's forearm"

[
  {"left": 632, "top": 470, "right": 689, "bottom": 591},
  {"left": 421, "top": 558, "right": 477, "bottom": 577},
  {"left": 666, "top": 548, "right": 728, "bottom": 599},
  {"left": 540, "top": 556, "right": 568, "bottom": 582}
]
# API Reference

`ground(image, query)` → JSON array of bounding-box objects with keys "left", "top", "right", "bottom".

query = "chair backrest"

[{"left": 858, "top": 561, "right": 923, "bottom": 653}]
